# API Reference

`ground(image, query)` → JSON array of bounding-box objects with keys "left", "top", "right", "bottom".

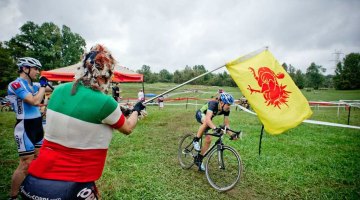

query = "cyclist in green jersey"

[{"left": 193, "top": 92, "right": 239, "bottom": 171}]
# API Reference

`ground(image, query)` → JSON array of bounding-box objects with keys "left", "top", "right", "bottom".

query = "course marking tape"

[
  {"left": 235, "top": 105, "right": 360, "bottom": 130},
  {"left": 120, "top": 101, "right": 360, "bottom": 130}
]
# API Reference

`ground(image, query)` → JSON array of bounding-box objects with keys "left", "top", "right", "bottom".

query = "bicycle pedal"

[{"left": 183, "top": 149, "right": 190, "bottom": 154}]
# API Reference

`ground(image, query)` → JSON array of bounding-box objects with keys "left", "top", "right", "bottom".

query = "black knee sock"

[
  {"left": 197, "top": 154, "right": 203, "bottom": 161},
  {"left": 193, "top": 137, "right": 200, "bottom": 142}
]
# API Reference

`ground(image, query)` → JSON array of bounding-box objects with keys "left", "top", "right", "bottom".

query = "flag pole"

[
  {"left": 258, "top": 125, "right": 265, "bottom": 156},
  {"left": 144, "top": 64, "right": 225, "bottom": 104},
  {"left": 143, "top": 46, "right": 268, "bottom": 104}
]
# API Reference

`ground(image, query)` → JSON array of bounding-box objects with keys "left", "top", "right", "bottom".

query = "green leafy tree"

[
  {"left": 6, "top": 21, "right": 86, "bottom": 70},
  {"left": 223, "top": 71, "right": 237, "bottom": 87},
  {"left": 207, "top": 74, "right": 222, "bottom": 86},
  {"left": 333, "top": 53, "right": 360, "bottom": 90},
  {"left": 132, "top": 63, "right": 238, "bottom": 87},
  {"left": 6, "top": 21, "right": 39, "bottom": 59},
  {"left": 192, "top": 65, "right": 207, "bottom": 85},
  {"left": 282, "top": 62, "right": 288, "bottom": 72},
  {"left": 282, "top": 63, "right": 304, "bottom": 88},
  {"left": 61, "top": 25, "right": 86, "bottom": 66},
  {"left": 137, "top": 65, "right": 158, "bottom": 83},
  {"left": 293, "top": 69, "right": 305, "bottom": 89},
  {"left": 282, "top": 63, "right": 296, "bottom": 77},
  {"left": 36, "top": 22, "right": 62, "bottom": 70},
  {"left": 207, "top": 71, "right": 232, "bottom": 86},
  {"left": 305, "top": 62, "right": 325, "bottom": 89},
  {"left": 158, "top": 69, "right": 173, "bottom": 82},
  {"left": 323, "top": 75, "right": 334, "bottom": 88},
  {"left": 152, "top": 72, "right": 159, "bottom": 83},
  {"left": 173, "top": 70, "right": 183, "bottom": 83},
  {"left": 287, "top": 64, "right": 296, "bottom": 79},
  {"left": 0, "top": 42, "right": 16, "bottom": 96},
  {"left": 7, "top": 22, "right": 62, "bottom": 70},
  {"left": 182, "top": 66, "right": 194, "bottom": 82}
]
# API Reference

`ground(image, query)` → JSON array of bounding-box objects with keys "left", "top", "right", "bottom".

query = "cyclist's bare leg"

[
  {"left": 10, "top": 155, "right": 33, "bottom": 197},
  {"left": 201, "top": 135, "right": 211, "bottom": 155},
  {"left": 196, "top": 122, "right": 208, "bottom": 138}
]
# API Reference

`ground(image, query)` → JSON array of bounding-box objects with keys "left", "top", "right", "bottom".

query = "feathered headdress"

[{"left": 72, "top": 44, "right": 116, "bottom": 95}]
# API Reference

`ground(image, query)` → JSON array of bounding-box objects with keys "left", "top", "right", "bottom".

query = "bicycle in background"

[
  {"left": 178, "top": 125, "right": 243, "bottom": 191},
  {"left": 1, "top": 97, "right": 13, "bottom": 112}
]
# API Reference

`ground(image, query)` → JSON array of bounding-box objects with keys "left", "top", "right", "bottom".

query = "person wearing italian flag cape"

[{"left": 20, "top": 44, "right": 146, "bottom": 199}]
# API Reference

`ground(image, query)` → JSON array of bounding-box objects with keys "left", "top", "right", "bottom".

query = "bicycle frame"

[
  {"left": 201, "top": 132, "right": 224, "bottom": 159},
  {"left": 201, "top": 126, "right": 240, "bottom": 168}
]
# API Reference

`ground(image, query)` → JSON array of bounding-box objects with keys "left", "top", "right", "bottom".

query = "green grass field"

[{"left": 0, "top": 84, "right": 359, "bottom": 199}]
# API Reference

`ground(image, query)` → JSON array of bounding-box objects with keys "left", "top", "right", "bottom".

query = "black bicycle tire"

[
  {"left": 205, "top": 145, "right": 242, "bottom": 192},
  {"left": 178, "top": 133, "right": 196, "bottom": 169}
]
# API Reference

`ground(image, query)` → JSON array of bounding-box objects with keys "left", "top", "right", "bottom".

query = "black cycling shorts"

[
  {"left": 20, "top": 174, "right": 99, "bottom": 200},
  {"left": 195, "top": 110, "right": 204, "bottom": 124},
  {"left": 15, "top": 117, "right": 44, "bottom": 156}
]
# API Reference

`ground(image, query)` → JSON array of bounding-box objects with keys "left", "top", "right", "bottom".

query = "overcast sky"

[{"left": 1, "top": 0, "right": 359, "bottom": 74}]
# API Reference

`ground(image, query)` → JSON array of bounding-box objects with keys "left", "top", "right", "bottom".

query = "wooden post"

[
  {"left": 347, "top": 105, "right": 351, "bottom": 125},
  {"left": 186, "top": 98, "right": 189, "bottom": 109}
]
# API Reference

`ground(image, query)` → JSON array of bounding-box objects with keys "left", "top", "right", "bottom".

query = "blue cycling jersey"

[{"left": 7, "top": 77, "right": 41, "bottom": 119}]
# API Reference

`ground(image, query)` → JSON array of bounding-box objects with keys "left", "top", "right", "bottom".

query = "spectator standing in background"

[
  {"left": 158, "top": 95, "right": 164, "bottom": 109},
  {"left": 138, "top": 89, "right": 144, "bottom": 101},
  {"left": 112, "top": 83, "right": 121, "bottom": 102}
]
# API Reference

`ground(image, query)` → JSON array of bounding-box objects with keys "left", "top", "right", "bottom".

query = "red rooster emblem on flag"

[{"left": 247, "top": 67, "right": 291, "bottom": 109}]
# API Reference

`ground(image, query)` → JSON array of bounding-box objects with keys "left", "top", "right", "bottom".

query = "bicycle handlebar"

[
  {"left": 217, "top": 125, "right": 241, "bottom": 134},
  {"left": 205, "top": 125, "right": 241, "bottom": 140}
]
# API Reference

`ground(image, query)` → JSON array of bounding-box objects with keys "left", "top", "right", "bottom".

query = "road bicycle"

[
  {"left": 1, "top": 101, "right": 13, "bottom": 112},
  {"left": 178, "top": 126, "right": 242, "bottom": 191}
]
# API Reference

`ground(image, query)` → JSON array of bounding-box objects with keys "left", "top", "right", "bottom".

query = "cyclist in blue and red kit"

[{"left": 7, "top": 57, "right": 51, "bottom": 200}]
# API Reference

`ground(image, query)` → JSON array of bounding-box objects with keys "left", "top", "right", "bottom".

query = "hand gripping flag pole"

[{"left": 143, "top": 46, "right": 268, "bottom": 104}]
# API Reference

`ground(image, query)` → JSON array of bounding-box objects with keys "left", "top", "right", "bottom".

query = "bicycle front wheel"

[
  {"left": 205, "top": 145, "right": 242, "bottom": 192},
  {"left": 178, "top": 133, "right": 196, "bottom": 169}
]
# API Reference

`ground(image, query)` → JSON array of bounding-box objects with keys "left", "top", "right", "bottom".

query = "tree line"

[
  {"left": 136, "top": 65, "right": 237, "bottom": 87},
  {"left": 282, "top": 53, "right": 360, "bottom": 90},
  {"left": 138, "top": 53, "right": 360, "bottom": 91},
  {"left": 0, "top": 21, "right": 86, "bottom": 96},
  {"left": 1, "top": 21, "right": 359, "bottom": 97}
]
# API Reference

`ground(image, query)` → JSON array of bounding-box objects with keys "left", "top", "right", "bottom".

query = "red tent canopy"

[{"left": 41, "top": 63, "right": 143, "bottom": 83}]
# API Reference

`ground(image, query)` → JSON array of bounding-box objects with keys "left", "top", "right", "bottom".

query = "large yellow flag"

[{"left": 226, "top": 48, "right": 312, "bottom": 134}]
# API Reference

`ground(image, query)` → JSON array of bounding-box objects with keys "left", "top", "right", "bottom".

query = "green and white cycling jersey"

[
  {"left": 29, "top": 82, "right": 126, "bottom": 182},
  {"left": 196, "top": 100, "right": 230, "bottom": 124},
  {"left": 199, "top": 100, "right": 230, "bottom": 118}
]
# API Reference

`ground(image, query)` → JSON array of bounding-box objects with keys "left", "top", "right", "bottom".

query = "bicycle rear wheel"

[
  {"left": 205, "top": 145, "right": 242, "bottom": 191},
  {"left": 178, "top": 133, "right": 196, "bottom": 169}
]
